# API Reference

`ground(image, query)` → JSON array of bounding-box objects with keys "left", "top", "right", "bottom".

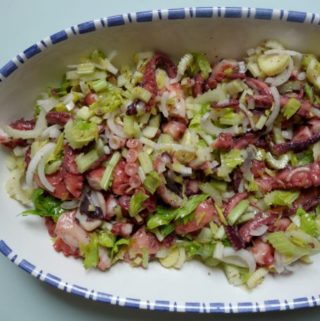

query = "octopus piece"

[
  {"left": 112, "top": 222, "right": 133, "bottom": 237},
  {"left": 156, "top": 185, "right": 183, "bottom": 208},
  {"left": 97, "top": 247, "right": 111, "bottom": 271},
  {"left": 192, "top": 73, "right": 205, "bottom": 97},
  {"left": 46, "top": 111, "right": 71, "bottom": 126},
  {"left": 112, "top": 160, "right": 131, "bottom": 195},
  {"left": 175, "top": 199, "right": 217, "bottom": 234},
  {"left": 63, "top": 145, "right": 80, "bottom": 175},
  {"left": 245, "top": 77, "right": 271, "bottom": 96},
  {"left": 256, "top": 161, "right": 320, "bottom": 192},
  {"left": 285, "top": 188, "right": 320, "bottom": 216},
  {"left": 225, "top": 225, "right": 245, "bottom": 250},
  {"left": 223, "top": 192, "right": 248, "bottom": 217},
  {"left": 86, "top": 167, "right": 104, "bottom": 190},
  {"left": 129, "top": 227, "right": 160, "bottom": 255},
  {"left": 142, "top": 52, "right": 177, "bottom": 110},
  {"left": 239, "top": 213, "right": 275, "bottom": 243},
  {"left": 54, "top": 211, "right": 89, "bottom": 251},
  {"left": 251, "top": 240, "right": 274, "bottom": 267},
  {"left": 1, "top": 118, "right": 35, "bottom": 148},
  {"left": 272, "top": 129, "right": 320, "bottom": 155},
  {"left": 206, "top": 59, "right": 239, "bottom": 87},
  {"left": 162, "top": 119, "right": 187, "bottom": 141}
]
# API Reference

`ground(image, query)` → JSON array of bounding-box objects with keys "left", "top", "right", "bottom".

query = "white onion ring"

[
  {"left": 265, "top": 58, "right": 294, "bottom": 87},
  {"left": 250, "top": 224, "right": 268, "bottom": 237},
  {"left": 91, "top": 191, "right": 107, "bottom": 216},
  {"left": 41, "top": 125, "right": 61, "bottom": 139},
  {"left": 265, "top": 86, "right": 281, "bottom": 131},
  {"left": 36, "top": 97, "right": 58, "bottom": 112},
  {"left": 37, "top": 156, "right": 55, "bottom": 192},
  {"left": 61, "top": 200, "right": 79, "bottom": 210},
  {"left": 26, "top": 142, "right": 56, "bottom": 189},
  {"left": 311, "top": 107, "right": 320, "bottom": 118},
  {"left": 201, "top": 113, "right": 240, "bottom": 136},
  {"left": 222, "top": 248, "right": 256, "bottom": 273},
  {"left": 107, "top": 111, "right": 126, "bottom": 138},
  {"left": 4, "top": 109, "right": 47, "bottom": 139}
]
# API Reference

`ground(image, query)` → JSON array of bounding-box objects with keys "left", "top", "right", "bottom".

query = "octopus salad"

[{"left": 2, "top": 40, "right": 320, "bottom": 289}]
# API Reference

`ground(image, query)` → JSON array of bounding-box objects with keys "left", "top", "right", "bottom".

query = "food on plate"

[{"left": 2, "top": 40, "right": 320, "bottom": 289}]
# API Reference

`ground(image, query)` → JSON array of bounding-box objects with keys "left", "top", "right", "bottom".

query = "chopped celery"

[
  {"left": 304, "top": 83, "right": 314, "bottom": 103},
  {"left": 246, "top": 268, "right": 268, "bottom": 289},
  {"left": 138, "top": 152, "right": 153, "bottom": 174},
  {"left": 306, "top": 56, "right": 320, "bottom": 90},
  {"left": 265, "top": 152, "right": 289, "bottom": 169},
  {"left": 267, "top": 231, "right": 310, "bottom": 257},
  {"left": 129, "top": 192, "right": 149, "bottom": 217},
  {"left": 91, "top": 91, "right": 122, "bottom": 115},
  {"left": 257, "top": 54, "right": 290, "bottom": 76},
  {"left": 264, "top": 190, "right": 299, "bottom": 207},
  {"left": 301, "top": 54, "right": 316, "bottom": 70},
  {"left": 132, "top": 86, "right": 152, "bottom": 103},
  {"left": 65, "top": 119, "right": 98, "bottom": 149},
  {"left": 45, "top": 159, "right": 62, "bottom": 174},
  {"left": 227, "top": 200, "right": 249, "bottom": 225},
  {"left": 77, "top": 106, "right": 92, "bottom": 119},
  {"left": 191, "top": 53, "right": 212, "bottom": 79},
  {"left": 171, "top": 163, "right": 192, "bottom": 176},
  {"left": 159, "top": 247, "right": 180, "bottom": 268},
  {"left": 98, "top": 230, "right": 116, "bottom": 248},
  {"left": 194, "top": 85, "right": 228, "bottom": 104},
  {"left": 101, "top": 152, "right": 121, "bottom": 190},
  {"left": 143, "top": 171, "right": 162, "bottom": 194},
  {"left": 278, "top": 80, "right": 303, "bottom": 94},
  {"left": 223, "top": 264, "right": 248, "bottom": 286},
  {"left": 225, "top": 79, "right": 246, "bottom": 96},
  {"left": 175, "top": 194, "right": 208, "bottom": 221},
  {"left": 123, "top": 115, "right": 140, "bottom": 137},
  {"left": 77, "top": 63, "right": 95, "bottom": 75},
  {"left": 219, "top": 109, "right": 244, "bottom": 126},
  {"left": 282, "top": 97, "right": 301, "bottom": 119},
  {"left": 75, "top": 149, "right": 100, "bottom": 173},
  {"left": 142, "top": 115, "right": 160, "bottom": 138},
  {"left": 91, "top": 79, "right": 109, "bottom": 92},
  {"left": 80, "top": 233, "right": 99, "bottom": 269},
  {"left": 217, "top": 149, "right": 245, "bottom": 178},
  {"left": 147, "top": 206, "right": 176, "bottom": 229},
  {"left": 296, "top": 208, "right": 320, "bottom": 237}
]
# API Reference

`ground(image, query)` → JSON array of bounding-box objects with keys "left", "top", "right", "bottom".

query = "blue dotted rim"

[{"left": 1, "top": 6, "right": 320, "bottom": 313}]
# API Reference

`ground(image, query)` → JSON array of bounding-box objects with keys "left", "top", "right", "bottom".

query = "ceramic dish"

[{"left": 1, "top": 7, "right": 320, "bottom": 313}]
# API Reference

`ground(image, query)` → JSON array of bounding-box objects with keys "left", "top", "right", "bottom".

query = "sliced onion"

[
  {"left": 159, "top": 91, "right": 170, "bottom": 118},
  {"left": 61, "top": 200, "right": 79, "bottom": 210},
  {"left": 238, "top": 61, "right": 246, "bottom": 73},
  {"left": 239, "top": 103, "right": 255, "bottom": 129},
  {"left": 250, "top": 224, "right": 268, "bottom": 237},
  {"left": 37, "top": 157, "right": 55, "bottom": 192},
  {"left": 91, "top": 191, "right": 107, "bottom": 216},
  {"left": 62, "top": 93, "right": 75, "bottom": 111},
  {"left": 311, "top": 107, "right": 320, "bottom": 118},
  {"left": 36, "top": 97, "right": 58, "bottom": 112},
  {"left": 264, "top": 49, "right": 302, "bottom": 59},
  {"left": 107, "top": 111, "right": 126, "bottom": 138},
  {"left": 41, "top": 125, "right": 61, "bottom": 139},
  {"left": 265, "top": 58, "right": 294, "bottom": 87},
  {"left": 287, "top": 167, "right": 311, "bottom": 181},
  {"left": 201, "top": 113, "right": 240, "bottom": 136},
  {"left": 4, "top": 109, "right": 47, "bottom": 139},
  {"left": 222, "top": 247, "right": 256, "bottom": 273},
  {"left": 265, "top": 86, "right": 280, "bottom": 131},
  {"left": 26, "top": 142, "right": 56, "bottom": 189},
  {"left": 297, "top": 72, "right": 306, "bottom": 81}
]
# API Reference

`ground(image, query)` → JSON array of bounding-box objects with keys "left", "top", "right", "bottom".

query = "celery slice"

[{"left": 100, "top": 152, "right": 121, "bottom": 190}]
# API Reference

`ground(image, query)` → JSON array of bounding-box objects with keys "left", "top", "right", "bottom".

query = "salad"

[{"left": 2, "top": 40, "right": 320, "bottom": 289}]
